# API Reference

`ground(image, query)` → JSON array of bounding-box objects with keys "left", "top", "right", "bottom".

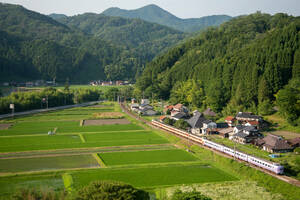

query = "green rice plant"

[
  {"left": 0, "top": 155, "right": 99, "bottom": 173},
  {"left": 71, "top": 164, "right": 237, "bottom": 189},
  {"left": 99, "top": 149, "right": 198, "bottom": 166}
]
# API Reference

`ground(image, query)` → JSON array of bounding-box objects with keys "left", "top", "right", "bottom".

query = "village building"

[
  {"left": 171, "top": 112, "right": 187, "bottom": 121},
  {"left": 173, "top": 104, "right": 189, "bottom": 113},
  {"left": 236, "top": 112, "right": 262, "bottom": 122},
  {"left": 186, "top": 112, "right": 206, "bottom": 134},
  {"left": 163, "top": 105, "right": 174, "bottom": 114},
  {"left": 218, "top": 127, "right": 234, "bottom": 138},
  {"left": 225, "top": 116, "right": 236, "bottom": 127},
  {"left": 257, "top": 134, "right": 294, "bottom": 153},
  {"left": 231, "top": 125, "right": 261, "bottom": 144},
  {"left": 287, "top": 137, "right": 300, "bottom": 148}
]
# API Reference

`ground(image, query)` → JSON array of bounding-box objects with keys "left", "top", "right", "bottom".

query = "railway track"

[{"left": 120, "top": 102, "right": 300, "bottom": 188}]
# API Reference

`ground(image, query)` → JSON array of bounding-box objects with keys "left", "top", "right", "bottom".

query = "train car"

[{"left": 248, "top": 155, "right": 284, "bottom": 174}]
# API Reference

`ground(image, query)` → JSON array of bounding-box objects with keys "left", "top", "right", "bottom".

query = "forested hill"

[
  {"left": 102, "top": 4, "right": 232, "bottom": 32},
  {"left": 53, "top": 13, "right": 185, "bottom": 63},
  {"left": 136, "top": 12, "right": 300, "bottom": 121},
  {"left": 0, "top": 3, "right": 185, "bottom": 82}
]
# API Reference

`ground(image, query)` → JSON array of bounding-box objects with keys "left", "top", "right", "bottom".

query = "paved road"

[{"left": 0, "top": 101, "right": 101, "bottom": 120}]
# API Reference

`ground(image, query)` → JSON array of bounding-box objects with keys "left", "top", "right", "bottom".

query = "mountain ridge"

[{"left": 102, "top": 4, "right": 232, "bottom": 32}]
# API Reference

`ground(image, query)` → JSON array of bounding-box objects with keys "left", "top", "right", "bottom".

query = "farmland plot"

[
  {"left": 72, "top": 164, "right": 237, "bottom": 188},
  {"left": 0, "top": 155, "right": 99, "bottom": 173},
  {"left": 99, "top": 149, "right": 199, "bottom": 166}
]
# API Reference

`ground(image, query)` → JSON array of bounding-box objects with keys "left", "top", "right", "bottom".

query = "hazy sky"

[{"left": 1, "top": 0, "right": 299, "bottom": 18}]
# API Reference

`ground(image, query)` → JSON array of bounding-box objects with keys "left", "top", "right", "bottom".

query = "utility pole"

[{"left": 9, "top": 103, "right": 14, "bottom": 117}]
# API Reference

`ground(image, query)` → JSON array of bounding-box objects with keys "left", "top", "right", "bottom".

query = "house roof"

[
  {"left": 187, "top": 113, "right": 207, "bottom": 128},
  {"left": 203, "top": 108, "right": 216, "bottom": 117},
  {"left": 217, "top": 123, "right": 229, "bottom": 129},
  {"left": 243, "top": 126, "right": 257, "bottom": 132},
  {"left": 236, "top": 112, "right": 261, "bottom": 120},
  {"left": 225, "top": 116, "right": 235, "bottom": 121},
  {"left": 172, "top": 112, "right": 186, "bottom": 120},
  {"left": 219, "top": 127, "right": 234, "bottom": 134},
  {"left": 247, "top": 121, "right": 260, "bottom": 125},
  {"left": 203, "top": 119, "right": 213, "bottom": 124},
  {"left": 234, "top": 132, "right": 248, "bottom": 138},
  {"left": 163, "top": 105, "right": 174, "bottom": 112},
  {"left": 174, "top": 104, "right": 183, "bottom": 110},
  {"left": 263, "top": 134, "right": 293, "bottom": 150},
  {"left": 287, "top": 137, "right": 300, "bottom": 146}
]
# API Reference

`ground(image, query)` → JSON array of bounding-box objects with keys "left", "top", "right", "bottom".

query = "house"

[
  {"left": 171, "top": 112, "right": 187, "bottom": 121},
  {"left": 245, "top": 120, "right": 260, "bottom": 129},
  {"left": 231, "top": 125, "right": 261, "bottom": 144},
  {"left": 236, "top": 112, "right": 262, "bottom": 122},
  {"left": 202, "top": 120, "right": 217, "bottom": 134},
  {"left": 232, "top": 132, "right": 250, "bottom": 144},
  {"left": 260, "top": 134, "right": 294, "bottom": 153},
  {"left": 130, "top": 103, "right": 139, "bottom": 110},
  {"left": 218, "top": 127, "right": 234, "bottom": 138},
  {"left": 186, "top": 113, "right": 207, "bottom": 134},
  {"left": 225, "top": 116, "right": 236, "bottom": 127},
  {"left": 131, "top": 98, "right": 137, "bottom": 104},
  {"left": 203, "top": 108, "right": 216, "bottom": 117},
  {"left": 141, "top": 109, "right": 157, "bottom": 116},
  {"left": 163, "top": 105, "right": 174, "bottom": 114},
  {"left": 141, "top": 99, "right": 150, "bottom": 105},
  {"left": 116, "top": 80, "right": 124, "bottom": 85},
  {"left": 287, "top": 137, "right": 300, "bottom": 148},
  {"left": 173, "top": 104, "right": 189, "bottom": 113}
]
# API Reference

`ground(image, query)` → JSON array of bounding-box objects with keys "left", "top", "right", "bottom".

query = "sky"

[{"left": 1, "top": 0, "right": 300, "bottom": 18}]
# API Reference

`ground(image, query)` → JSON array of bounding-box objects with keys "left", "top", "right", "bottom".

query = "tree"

[
  {"left": 76, "top": 181, "right": 149, "bottom": 200},
  {"left": 276, "top": 86, "right": 300, "bottom": 124},
  {"left": 174, "top": 119, "right": 190, "bottom": 130},
  {"left": 164, "top": 117, "right": 175, "bottom": 126},
  {"left": 171, "top": 190, "right": 212, "bottom": 200},
  {"left": 104, "top": 88, "right": 119, "bottom": 101}
]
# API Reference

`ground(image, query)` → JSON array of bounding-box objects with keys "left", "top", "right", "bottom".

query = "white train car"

[{"left": 151, "top": 120, "right": 284, "bottom": 174}]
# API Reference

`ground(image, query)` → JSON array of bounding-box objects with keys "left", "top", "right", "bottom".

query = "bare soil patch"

[
  {"left": 270, "top": 131, "right": 300, "bottom": 139},
  {"left": 92, "top": 112, "right": 124, "bottom": 119},
  {"left": 83, "top": 119, "right": 131, "bottom": 126},
  {"left": 0, "top": 124, "right": 12, "bottom": 130}
]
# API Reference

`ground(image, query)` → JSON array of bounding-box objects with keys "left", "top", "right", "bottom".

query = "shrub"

[
  {"left": 12, "top": 188, "right": 66, "bottom": 200},
  {"left": 174, "top": 119, "right": 190, "bottom": 130},
  {"left": 171, "top": 189, "right": 212, "bottom": 200},
  {"left": 76, "top": 181, "right": 149, "bottom": 200}
]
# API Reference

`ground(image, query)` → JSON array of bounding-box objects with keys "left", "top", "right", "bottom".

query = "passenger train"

[{"left": 151, "top": 119, "right": 284, "bottom": 174}]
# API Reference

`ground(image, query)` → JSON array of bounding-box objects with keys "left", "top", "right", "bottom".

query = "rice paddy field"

[{"left": 2, "top": 101, "right": 291, "bottom": 200}]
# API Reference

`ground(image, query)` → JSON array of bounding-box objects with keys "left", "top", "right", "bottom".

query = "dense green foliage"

[
  {"left": 0, "top": 3, "right": 185, "bottom": 82},
  {"left": 0, "top": 87, "right": 100, "bottom": 114},
  {"left": 174, "top": 119, "right": 190, "bottom": 130},
  {"left": 12, "top": 188, "right": 66, "bottom": 200},
  {"left": 171, "top": 190, "right": 212, "bottom": 200},
  {"left": 102, "top": 4, "right": 232, "bottom": 32},
  {"left": 137, "top": 12, "right": 300, "bottom": 123},
  {"left": 76, "top": 181, "right": 149, "bottom": 200}
]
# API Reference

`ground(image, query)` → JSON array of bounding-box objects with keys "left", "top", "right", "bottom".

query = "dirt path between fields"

[{"left": 0, "top": 144, "right": 175, "bottom": 159}]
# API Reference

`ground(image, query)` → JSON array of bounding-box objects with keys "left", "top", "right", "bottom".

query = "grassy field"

[
  {"left": 99, "top": 149, "right": 199, "bottom": 166},
  {"left": 265, "top": 113, "right": 300, "bottom": 133},
  {"left": 0, "top": 173, "right": 64, "bottom": 199},
  {"left": 159, "top": 181, "right": 284, "bottom": 200},
  {"left": 0, "top": 155, "right": 99, "bottom": 173},
  {"left": 71, "top": 164, "right": 237, "bottom": 189}
]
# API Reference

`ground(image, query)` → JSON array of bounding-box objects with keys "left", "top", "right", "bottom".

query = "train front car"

[{"left": 273, "top": 164, "right": 284, "bottom": 174}]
